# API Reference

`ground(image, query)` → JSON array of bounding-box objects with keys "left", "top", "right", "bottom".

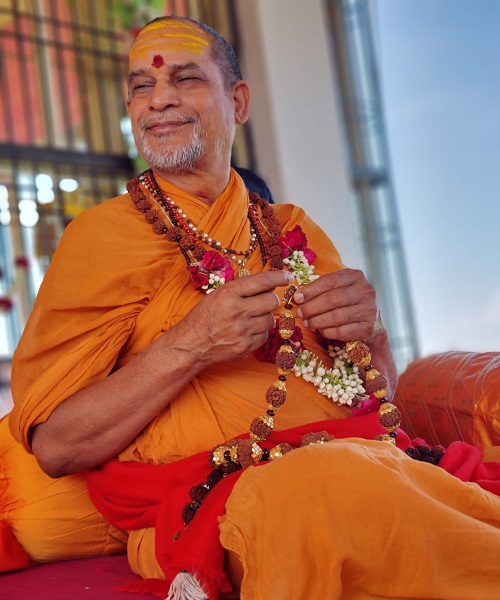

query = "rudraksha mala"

[
  {"left": 177, "top": 287, "right": 404, "bottom": 535},
  {"left": 345, "top": 340, "right": 401, "bottom": 444},
  {"left": 126, "top": 170, "right": 285, "bottom": 279}
]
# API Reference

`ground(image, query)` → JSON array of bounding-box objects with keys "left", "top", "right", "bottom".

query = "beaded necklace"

[{"left": 127, "top": 170, "right": 284, "bottom": 282}]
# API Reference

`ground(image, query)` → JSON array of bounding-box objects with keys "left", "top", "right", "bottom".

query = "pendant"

[{"left": 239, "top": 267, "right": 251, "bottom": 278}]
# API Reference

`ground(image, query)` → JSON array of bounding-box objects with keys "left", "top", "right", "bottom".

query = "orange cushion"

[{"left": 395, "top": 351, "right": 500, "bottom": 448}]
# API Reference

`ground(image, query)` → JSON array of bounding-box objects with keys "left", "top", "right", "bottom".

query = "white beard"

[{"left": 137, "top": 114, "right": 204, "bottom": 174}]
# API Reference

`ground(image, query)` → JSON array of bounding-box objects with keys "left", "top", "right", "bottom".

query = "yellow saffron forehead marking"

[{"left": 130, "top": 21, "right": 209, "bottom": 63}]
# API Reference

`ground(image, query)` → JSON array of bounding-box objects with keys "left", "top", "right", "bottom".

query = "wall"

[{"left": 235, "top": 0, "right": 360, "bottom": 268}]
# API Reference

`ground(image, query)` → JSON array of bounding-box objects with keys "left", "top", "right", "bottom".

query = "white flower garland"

[
  {"left": 202, "top": 273, "right": 226, "bottom": 294},
  {"left": 283, "top": 250, "right": 319, "bottom": 285},
  {"left": 293, "top": 344, "right": 368, "bottom": 407}
]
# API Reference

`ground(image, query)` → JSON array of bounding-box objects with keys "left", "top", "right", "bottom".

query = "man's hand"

[
  {"left": 293, "top": 268, "right": 383, "bottom": 344},
  {"left": 173, "top": 270, "right": 294, "bottom": 368}
]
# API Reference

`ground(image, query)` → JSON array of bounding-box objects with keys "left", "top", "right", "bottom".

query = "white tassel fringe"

[{"left": 165, "top": 571, "right": 209, "bottom": 600}]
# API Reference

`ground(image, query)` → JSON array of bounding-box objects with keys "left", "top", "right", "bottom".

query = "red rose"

[
  {"left": 278, "top": 225, "right": 316, "bottom": 263},
  {"left": 199, "top": 250, "right": 234, "bottom": 282},
  {"left": 188, "top": 266, "right": 209, "bottom": 290},
  {"left": 200, "top": 250, "right": 230, "bottom": 273}
]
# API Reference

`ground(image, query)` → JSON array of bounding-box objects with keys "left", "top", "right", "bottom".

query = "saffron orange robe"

[{"left": 2, "top": 170, "right": 500, "bottom": 598}]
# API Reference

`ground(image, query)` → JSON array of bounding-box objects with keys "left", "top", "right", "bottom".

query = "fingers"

[
  {"left": 227, "top": 270, "right": 294, "bottom": 298},
  {"left": 293, "top": 269, "right": 378, "bottom": 341},
  {"left": 209, "top": 271, "right": 285, "bottom": 318},
  {"left": 293, "top": 269, "right": 363, "bottom": 306}
]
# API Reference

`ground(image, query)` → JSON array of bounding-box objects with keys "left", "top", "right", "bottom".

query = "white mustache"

[{"left": 140, "top": 114, "right": 198, "bottom": 132}]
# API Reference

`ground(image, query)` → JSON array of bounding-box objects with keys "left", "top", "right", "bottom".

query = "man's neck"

[{"left": 152, "top": 165, "right": 231, "bottom": 206}]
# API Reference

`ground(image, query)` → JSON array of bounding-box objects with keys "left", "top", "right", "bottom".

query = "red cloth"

[{"left": 87, "top": 415, "right": 500, "bottom": 598}]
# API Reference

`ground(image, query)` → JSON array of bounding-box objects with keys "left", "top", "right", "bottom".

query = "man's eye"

[{"left": 178, "top": 77, "right": 199, "bottom": 82}]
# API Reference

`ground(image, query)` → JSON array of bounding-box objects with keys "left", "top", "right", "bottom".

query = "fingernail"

[
  {"left": 285, "top": 271, "right": 294, "bottom": 283},
  {"left": 297, "top": 308, "right": 303, "bottom": 319},
  {"left": 294, "top": 291, "right": 304, "bottom": 303},
  {"left": 302, "top": 319, "right": 309, "bottom": 328}
]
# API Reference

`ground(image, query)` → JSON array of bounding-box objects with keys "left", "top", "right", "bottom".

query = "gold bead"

[
  {"left": 251, "top": 442, "right": 264, "bottom": 462},
  {"left": 228, "top": 445, "right": 240, "bottom": 462},
  {"left": 211, "top": 445, "right": 230, "bottom": 466},
  {"left": 272, "top": 380, "right": 287, "bottom": 391},
  {"left": 269, "top": 445, "right": 284, "bottom": 460},
  {"left": 279, "top": 329, "right": 294, "bottom": 340},
  {"left": 375, "top": 434, "right": 396, "bottom": 445},
  {"left": 365, "top": 368, "right": 381, "bottom": 381},
  {"left": 374, "top": 388, "right": 388, "bottom": 399}
]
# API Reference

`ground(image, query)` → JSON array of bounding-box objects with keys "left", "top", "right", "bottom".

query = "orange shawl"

[{"left": 10, "top": 169, "right": 348, "bottom": 463}]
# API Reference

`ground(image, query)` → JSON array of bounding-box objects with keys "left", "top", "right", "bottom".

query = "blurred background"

[{"left": 0, "top": 0, "right": 498, "bottom": 413}]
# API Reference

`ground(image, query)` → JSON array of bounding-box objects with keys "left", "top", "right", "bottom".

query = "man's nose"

[{"left": 149, "top": 81, "right": 181, "bottom": 111}]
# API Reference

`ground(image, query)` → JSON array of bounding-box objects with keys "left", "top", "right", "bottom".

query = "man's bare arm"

[{"left": 31, "top": 270, "right": 293, "bottom": 478}]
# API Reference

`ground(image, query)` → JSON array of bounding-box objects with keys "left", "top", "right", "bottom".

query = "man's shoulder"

[{"left": 67, "top": 193, "right": 131, "bottom": 229}]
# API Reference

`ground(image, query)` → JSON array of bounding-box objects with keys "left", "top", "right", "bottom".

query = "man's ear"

[{"left": 233, "top": 80, "right": 250, "bottom": 125}]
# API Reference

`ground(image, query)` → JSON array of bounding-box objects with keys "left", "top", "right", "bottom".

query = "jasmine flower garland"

[
  {"left": 283, "top": 250, "right": 319, "bottom": 284},
  {"left": 293, "top": 345, "right": 368, "bottom": 407}
]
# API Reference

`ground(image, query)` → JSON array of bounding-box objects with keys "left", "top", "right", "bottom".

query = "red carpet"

[{"left": 0, "top": 555, "right": 150, "bottom": 599}]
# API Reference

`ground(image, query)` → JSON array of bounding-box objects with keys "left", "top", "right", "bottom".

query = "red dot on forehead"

[{"left": 151, "top": 54, "right": 165, "bottom": 69}]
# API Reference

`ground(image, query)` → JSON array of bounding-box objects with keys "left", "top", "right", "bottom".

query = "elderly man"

[{"left": 1, "top": 16, "right": 500, "bottom": 600}]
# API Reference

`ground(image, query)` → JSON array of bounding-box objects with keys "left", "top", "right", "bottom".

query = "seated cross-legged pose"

[{"left": 1, "top": 16, "right": 500, "bottom": 600}]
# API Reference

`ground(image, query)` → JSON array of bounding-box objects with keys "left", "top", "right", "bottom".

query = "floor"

[{"left": 0, "top": 555, "right": 151, "bottom": 599}]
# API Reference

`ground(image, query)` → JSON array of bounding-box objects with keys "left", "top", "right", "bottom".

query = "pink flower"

[
  {"left": 254, "top": 318, "right": 304, "bottom": 363},
  {"left": 302, "top": 247, "right": 317, "bottom": 263},
  {"left": 278, "top": 225, "right": 317, "bottom": 263}
]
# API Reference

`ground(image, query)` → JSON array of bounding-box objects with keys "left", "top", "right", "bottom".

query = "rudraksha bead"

[
  {"left": 345, "top": 341, "right": 371, "bottom": 367},
  {"left": 265, "top": 385, "right": 286, "bottom": 408},
  {"left": 135, "top": 198, "right": 151, "bottom": 213},
  {"left": 275, "top": 346, "right": 296, "bottom": 371},
  {"left": 378, "top": 403, "right": 401, "bottom": 432},
  {"left": 189, "top": 483, "right": 210, "bottom": 503},
  {"left": 145, "top": 209, "right": 159, "bottom": 223},
  {"left": 166, "top": 226, "right": 183, "bottom": 242},
  {"left": 250, "top": 415, "right": 274, "bottom": 441},
  {"left": 192, "top": 246, "right": 206, "bottom": 260},
  {"left": 182, "top": 501, "right": 200, "bottom": 526},
  {"left": 152, "top": 220, "right": 168, "bottom": 235},
  {"left": 206, "top": 469, "right": 224, "bottom": 488}
]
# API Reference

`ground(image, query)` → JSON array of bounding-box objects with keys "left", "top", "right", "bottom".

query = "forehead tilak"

[{"left": 130, "top": 20, "right": 209, "bottom": 62}]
